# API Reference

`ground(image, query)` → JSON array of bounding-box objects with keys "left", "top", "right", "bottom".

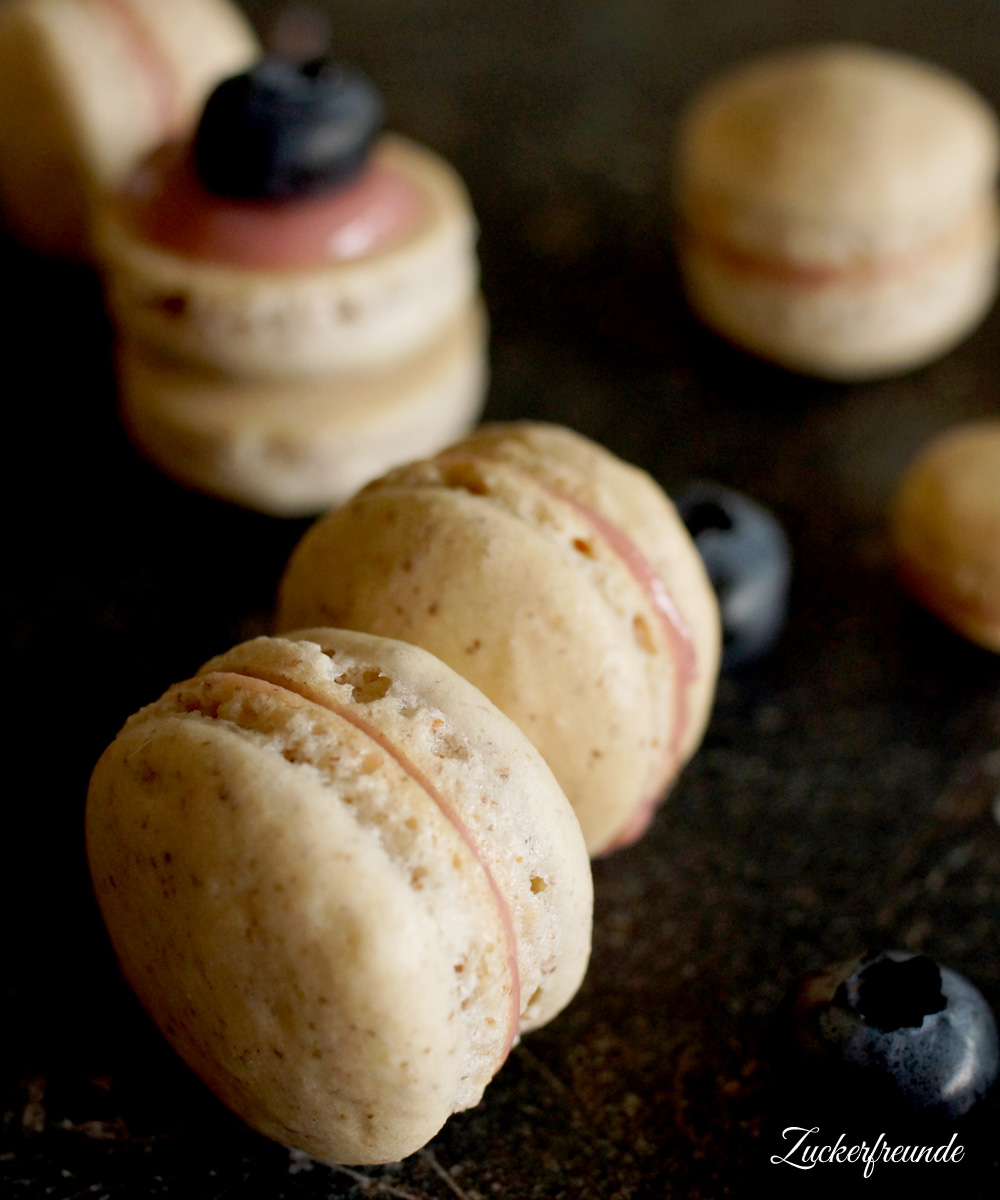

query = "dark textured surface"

[{"left": 3, "top": 2, "right": 1000, "bottom": 1197}]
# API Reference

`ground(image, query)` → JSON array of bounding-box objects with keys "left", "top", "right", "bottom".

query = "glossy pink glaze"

[
  {"left": 116, "top": 141, "right": 426, "bottom": 268},
  {"left": 205, "top": 669, "right": 522, "bottom": 1071},
  {"left": 89, "top": 0, "right": 182, "bottom": 134}
]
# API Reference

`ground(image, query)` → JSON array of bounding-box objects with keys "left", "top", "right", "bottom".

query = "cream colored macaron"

[
  {"left": 675, "top": 43, "right": 1000, "bottom": 379},
  {"left": 98, "top": 133, "right": 480, "bottom": 381},
  {"left": 891, "top": 421, "right": 1000, "bottom": 651},
  {"left": 86, "top": 628, "right": 592, "bottom": 1165},
  {"left": 277, "top": 422, "right": 721, "bottom": 856},
  {"left": 0, "top": 0, "right": 258, "bottom": 258},
  {"left": 116, "top": 300, "right": 487, "bottom": 516}
]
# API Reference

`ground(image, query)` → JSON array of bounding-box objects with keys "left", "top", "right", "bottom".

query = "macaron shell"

[
  {"left": 891, "top": 421, "right": 1000, "bottom": 651},
  {"left": 277, "top": 486, "right": 668, "bottom": 855},
  {"left": 87, "top": 713, "right": 466, "bottom": 1165},
  {"left": 98, "top": 134, "right": 479, "bottom": 380},
  {"left": 451, "top": 422, "right": 721, "bottom": 766},
  {"left": 116, "top": 300, "right": 488, "bottom": 516},
  {"left": 677, "top": 43, "right": 1000, "bottom": 265},
  {"left": 678, "top": 199, "right": 1000, "bottom": 379}
]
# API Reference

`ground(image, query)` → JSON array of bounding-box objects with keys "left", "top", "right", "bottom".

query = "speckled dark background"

[{"left": 3, "top": 1, "right": 1000, "bottom": 1197}]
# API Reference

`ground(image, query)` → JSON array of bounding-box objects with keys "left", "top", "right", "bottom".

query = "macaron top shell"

[
  {"left": 86, "top": 629, "right": 591, "bottom": 1164},
  {"left": 677, "top": 43, "right": 1000, "bottom": 266},
  {"left": 450, "top": 423, "right": 720, "bottom": 765},
  {"left": 97, "top": 133, "right": 480, "bottom": 381}
]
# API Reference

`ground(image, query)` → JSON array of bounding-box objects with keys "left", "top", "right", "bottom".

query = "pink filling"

[
  {"left": 435, "top": 453, "right": 698, "bottom": 852},
  {"left": 681, "top": 213, "right": 983, "bottom": 292},
  {"left": 694, "top": 231, "right": 856, "bottom": 289},
  {"left": 199, "top": 669, "right": 521, "bottom": 1071},
  {"left": 117, "top": 141, "right": 426, "bottom": 268},
  {"left": 88, "top": 0, "right": 182, "bottom": 135},
  {"left": 545, "top": 488, "right": 698, "bottom": 847}
]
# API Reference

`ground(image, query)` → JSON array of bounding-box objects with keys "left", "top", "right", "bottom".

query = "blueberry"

[
  {"left": 784, "top": 950, "right": 999, "bottom": 1122},
  {"left": 194, "top": 56, "right": 385, "bottom": 200},
  {"left": 674, "top": 483, "right": 790, "bottom": 667}
]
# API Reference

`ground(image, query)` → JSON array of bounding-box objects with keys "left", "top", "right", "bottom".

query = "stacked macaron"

[
  {"left": 87, "top": 627, "right": 592, "bottom": 1164},
  {"left": 674, "top": 44, "right": 1000, "bottom": 379},
  {"left": 277, "top": 422, "right": 722, "bottom": 856},
  {"left": 0, "top": 0, "right": 258, "bottom": 258},
  {"left": 97, "top": 55, "right": 486, "bottom": 516}
]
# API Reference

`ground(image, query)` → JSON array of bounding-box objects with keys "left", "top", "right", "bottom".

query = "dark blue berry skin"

[
  {"left": 194, "top": 57, "right": 385, "bottom": 200},
  {"left": 674, "top": 483, "right": 790, "bottom": 668},
  {"left": 785, "top": 950, "right": 999, "bottom": 1122}
]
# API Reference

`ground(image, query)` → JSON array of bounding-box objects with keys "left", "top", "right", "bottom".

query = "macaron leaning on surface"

[
  {"left": 891, "top": 420, "right": 1000, "bottom": 652},
  {"left": 86, "top": 628, "right": 592, "bottom": 1165},
  {"left": 674, "top": 43, "right": 1000, "bottom": 379},
  {"left": 0, "top": 0, "right": 258, "bottom": 258},
  {"left": 276, "top": 422, "right": 722, "bottom": 857}
]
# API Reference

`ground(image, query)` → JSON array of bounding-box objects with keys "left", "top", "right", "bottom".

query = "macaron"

[
  {"left": 674, "top": 43, "right": 1000, "bottom": 379},
  {"left": 891, "top": 420, "right": 1000, "bottom": 652},
  {"left": 96, "top": 56, "right": 487, "bottom": 514},
  {"left": 0, "top": 0, "right": 258, "bottom": 258},
  {"left": 115, "top": 299, "right": 487, "bottom": 517},
  {"left": 276, "top": 422, "right": 721, "bottom": 856},
  {"left": 86, "top": 628, "right": 592, "bottom": 1165}
]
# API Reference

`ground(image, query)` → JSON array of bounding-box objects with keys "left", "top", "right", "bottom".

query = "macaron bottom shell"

[
  {"left": 115, "top": 299, "right": 488, "bottom": 516},
  {"left": 678, "top": 205, "right": 999, "bottom": 380},
  {"left": 89, "top": 714, "right": 470, "bottom": 1164}
]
